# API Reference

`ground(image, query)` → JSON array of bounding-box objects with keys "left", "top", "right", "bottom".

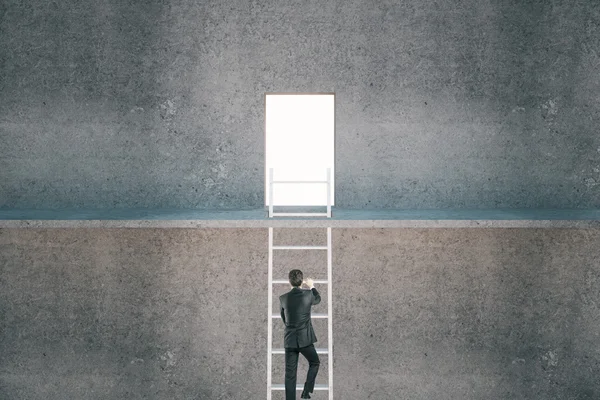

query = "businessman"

[{"left": 279, "top": 269, "right": 321, "bottom": 399}]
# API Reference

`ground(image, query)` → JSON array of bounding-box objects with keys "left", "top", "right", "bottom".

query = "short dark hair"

[{"left": 289, "top": 269, "right": 303, "bottom": 287}]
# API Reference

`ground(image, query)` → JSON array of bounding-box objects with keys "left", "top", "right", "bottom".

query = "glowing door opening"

[{"left": 265, "top": 93, "right": 335, "bottom": 207}]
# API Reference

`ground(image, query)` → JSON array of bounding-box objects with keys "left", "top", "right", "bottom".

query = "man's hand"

[{"left": 303, "top": 278, "right": 314, "bottom": 289}]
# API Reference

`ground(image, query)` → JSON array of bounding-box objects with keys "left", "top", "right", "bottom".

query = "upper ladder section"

[{"left": 267, "top": 167, "right": 332, "bottom": 218}]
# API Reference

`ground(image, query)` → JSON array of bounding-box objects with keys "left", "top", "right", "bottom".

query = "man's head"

[{"left": 289, "top": 269, "right": 303, "bottom": 287}]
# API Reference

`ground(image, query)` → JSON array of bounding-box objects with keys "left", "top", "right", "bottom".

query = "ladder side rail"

[
  {"left": 326, "top": 168, "right": 331, "bottom": 218},
  {"left": 269, "top": 168, "right": 274, "bottom": 218},
  {"left": 267, "top": 227, "right": 273, "bottom": 399},
  {"left": 327, "top": 227, "right": 333, "bottom": 400}
]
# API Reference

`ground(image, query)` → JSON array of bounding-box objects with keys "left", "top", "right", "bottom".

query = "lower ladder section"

[{"left": 267, "top": 226, "right": 333, "bottom": 399}]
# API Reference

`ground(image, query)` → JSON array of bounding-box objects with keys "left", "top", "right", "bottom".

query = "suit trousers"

[{"left": 284, "top": 344, "right": 320, "bottom": 400}]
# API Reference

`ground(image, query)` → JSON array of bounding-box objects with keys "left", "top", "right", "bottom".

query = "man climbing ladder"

[{"left": 279, "top": 270, "right": 322, "bottom": 399}]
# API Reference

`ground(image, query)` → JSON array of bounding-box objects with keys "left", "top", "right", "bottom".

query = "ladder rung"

[
  {"left": 272, "top": 313, "right": 328, "bottom": 319},
  {"left": 271, "top": 384, "right": 329, "bottom": 391},
  {"left": 271, "top": 180, "right": 329, "bottom": 184},
  {"left": 272, "top": 348, "right": 328, "bottom": 354},
  {"left": 271, "top": 212, "right": 329, "bottom": 217},
  {"left": 272, "top": 279, "right": 328, "bottom": 284},
  {"left": 272, "top": 245, "right": 328, "bottom": 250}
]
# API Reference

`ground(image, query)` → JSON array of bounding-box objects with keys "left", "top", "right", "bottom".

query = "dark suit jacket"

[{"left": 279, "top": 287, "right": 321, "bottom": 348}]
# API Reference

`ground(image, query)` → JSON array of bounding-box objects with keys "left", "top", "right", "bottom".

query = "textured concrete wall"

[
  {"left": 1, "top": 0, "right": 600, "bottom": 209},
  {"left": 1, "top": 227, "right": 599, "bottom": 399}
]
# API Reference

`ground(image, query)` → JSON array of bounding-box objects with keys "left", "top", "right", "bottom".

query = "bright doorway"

[{"left": 264, "top": 93, "right": 335, "bottom": 207}]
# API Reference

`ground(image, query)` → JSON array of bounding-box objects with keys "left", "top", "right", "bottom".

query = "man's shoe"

[{"left": 300, "top": 389, "right": 311, "bottom": 399}]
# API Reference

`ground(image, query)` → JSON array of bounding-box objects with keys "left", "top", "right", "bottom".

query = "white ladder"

[{"left": 267, "top": 167, "right": 333, "bottom": 399}]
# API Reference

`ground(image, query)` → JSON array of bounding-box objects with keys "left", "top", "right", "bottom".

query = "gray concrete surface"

[
  {"left": 1, "top": 227, "right": 599, "bottom": 399},
  {"left": 2, "top": 0, "right": 600, "bottom": 209}
]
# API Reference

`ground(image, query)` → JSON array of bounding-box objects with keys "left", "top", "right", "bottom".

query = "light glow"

[{"left": 265, "top": 94, "right": 335, "bottom": 206}]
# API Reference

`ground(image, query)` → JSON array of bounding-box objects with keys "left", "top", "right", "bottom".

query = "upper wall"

[{"left": 1, "top": 0, "right": 599, "bottom": 209}]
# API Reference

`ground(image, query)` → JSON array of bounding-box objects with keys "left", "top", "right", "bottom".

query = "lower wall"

[{"left": 1, "top": 228, "right": 599, "bottom": 399}]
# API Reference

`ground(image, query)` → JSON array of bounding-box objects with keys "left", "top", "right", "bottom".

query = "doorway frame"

[{"left": 263, "top": 92, "right": 336, "bottom": 207}]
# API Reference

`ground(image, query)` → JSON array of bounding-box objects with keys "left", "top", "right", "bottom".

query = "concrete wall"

[
  {"left": 2, "top": 0, "right": 600, "bottom": 209},
  {"left": 1, "top": 227, "right": 599, "bottom": 399}
]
